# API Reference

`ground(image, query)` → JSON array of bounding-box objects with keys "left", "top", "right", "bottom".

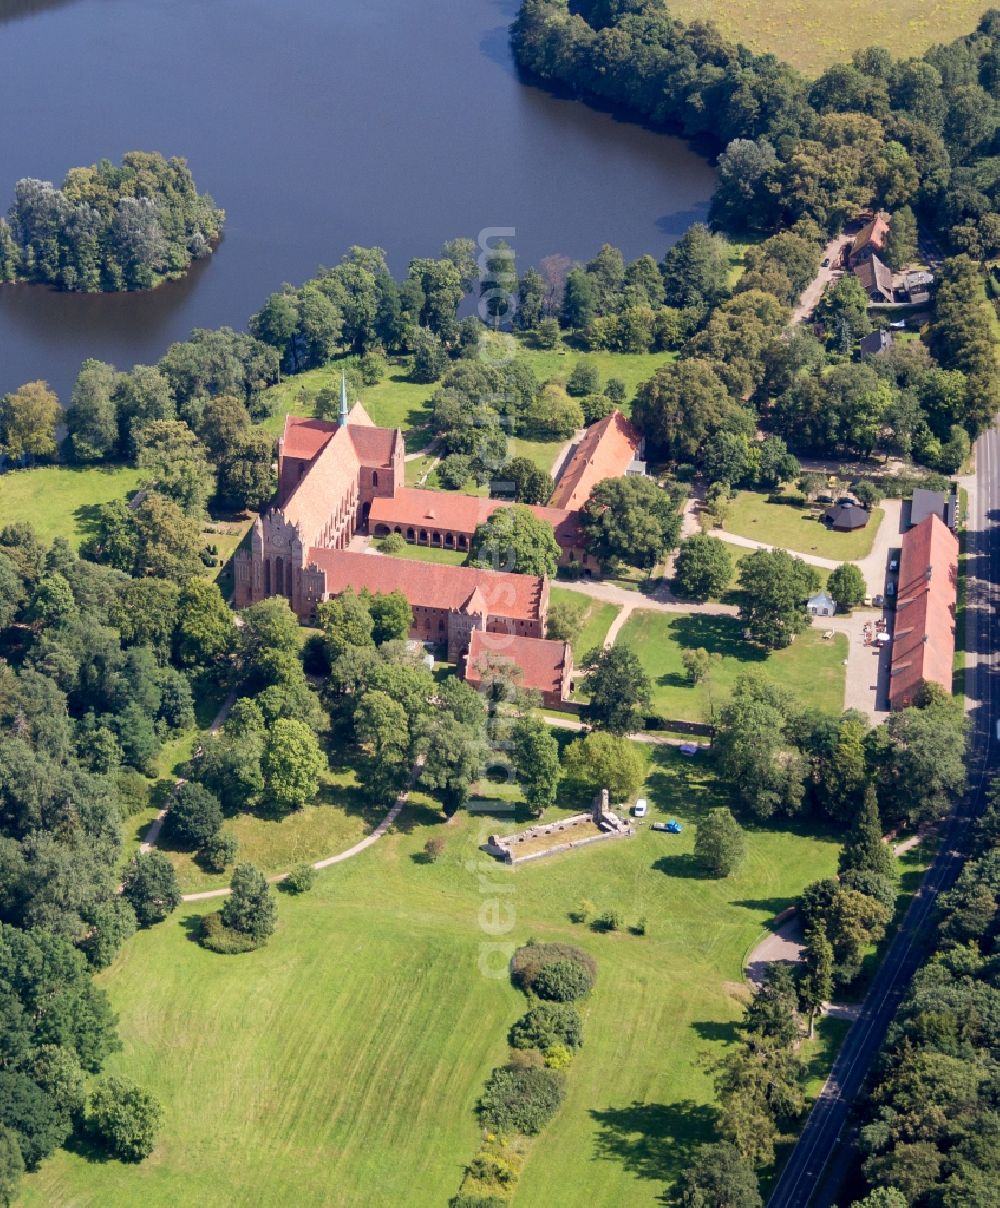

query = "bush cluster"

[
  {"left": 509, "top": 1003, "right": 583, "bottom": 1052},
  {"left": 198, "top": 911, "right": 263, "bottom": 955},
  {"left": 477, "top": 1066, "right": 564, "bottom": 1136},
  {"left": 510, "top": 942, "right": 597, "bottom": 997}
]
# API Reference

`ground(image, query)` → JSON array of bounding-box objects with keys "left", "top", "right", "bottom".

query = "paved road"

[{"left": 768, "top": 420, "right": 1000, "bottom": 1208}]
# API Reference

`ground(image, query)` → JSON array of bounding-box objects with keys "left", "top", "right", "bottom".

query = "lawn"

[
  {"left": 549, "top": 586, "right": 621, "bottom": 661},
  {"left": 722, "top": 492, "right": 883, "bottom": 561},
  {"left": 617, "top": 610, "right": 847, "bottom": 722},
  {"left": 378, "top": 542, "right": 468, "bottom": 566},
  {"left": 0, "top": 463, "right": 143, "bottom": 548},
  {"left": 259, "top": 360, "right": 433, "bottom": 448},
  {"left": 668, "top": 0, "right": 984, "bottom": 75},
  {"left": 482, "top": 330, "right": 674, "bottom": 410},
  {"left": 507, "top": 434, "right": 567, "bottom": 477},
  {"left": 19, "top": 748, "right": 840, "bottom": 1208}
]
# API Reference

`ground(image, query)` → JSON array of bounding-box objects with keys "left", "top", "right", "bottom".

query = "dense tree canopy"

[{"left": 0, "top": 152, "right": 223, "bottom": 291}]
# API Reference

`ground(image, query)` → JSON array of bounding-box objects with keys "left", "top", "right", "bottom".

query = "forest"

[{"left": 0, "top": 151, "right": 223, "bottom": 292}]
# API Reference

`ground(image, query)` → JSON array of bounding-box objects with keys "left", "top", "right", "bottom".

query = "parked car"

[
  {"left": 821, "top": 257, "right": 830, "bottom": 267},
  {"left": 679, "top": 742, "right": 700, "bottom": 757},
  {"left": 633, "top": 798, "right": 648, "bottom": 818}
]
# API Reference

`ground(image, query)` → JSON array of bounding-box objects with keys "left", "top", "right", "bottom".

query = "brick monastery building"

[{"left": 234, "top": 389, "right": 641, "bottom": 692}]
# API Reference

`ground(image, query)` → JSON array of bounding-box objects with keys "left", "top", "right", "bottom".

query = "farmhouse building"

[
  {"left": 854, "top": 254, "right": 894, "bottom": 304},
  {"left": 848, "top": 211, "right": 890, "bottom": 267},
  {"left": 888, "top": 514, "right": 958, "bottom": 709}
]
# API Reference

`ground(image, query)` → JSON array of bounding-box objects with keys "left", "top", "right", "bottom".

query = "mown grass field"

[
  {"left": 20, "top": 749, "right": 840, "bottom": 1208},
  {"left": 668, "top": 0, "right": 985, "bottom": 75},
  {"left": 617, "top": 610, "right": 847, "bottom": 722},
  {"left": 723, "top": 492, "right": 883, "bottom": 561},
  {"left": 549, "top": 586, "right": 621, "bottom": 662},
  {"left": 0, "top": 463, "right": 143, "bottom": 547}
]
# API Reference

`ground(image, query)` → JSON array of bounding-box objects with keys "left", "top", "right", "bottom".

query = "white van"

[{"left": 633, "top": 798, "right": 648, "bottom": 818}]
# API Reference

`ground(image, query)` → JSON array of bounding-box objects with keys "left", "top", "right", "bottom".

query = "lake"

[{"left": 0, "top": 0, "right": 715, "bottom": 400}]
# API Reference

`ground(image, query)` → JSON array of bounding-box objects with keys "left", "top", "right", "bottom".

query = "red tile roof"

[
  {"left": 280, "top": 416, "right": 338, "bottom": 461},
  {"left": 548, "top": 410, "right": 642, "bottom": 510},
  {"left": 889, "top": 514, "right": 958, "bottom": 709},
  {"left": 368, "top": 488, "right": 584, "bottom": 549},
  {"left": 850, "top": 212, "right": 890, "bottom": 261},
  {"left": 305, "top": 548, "right": 545, "bottom": 622},
  {"left": 465, "top": 630, "right": 571, "bottom": 698}
]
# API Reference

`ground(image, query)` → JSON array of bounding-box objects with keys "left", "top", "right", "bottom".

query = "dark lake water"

[{"left": 0, "top": 0, "right": 715, "bottom": 400}]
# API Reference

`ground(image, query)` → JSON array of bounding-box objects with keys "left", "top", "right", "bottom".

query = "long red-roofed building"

[
  {"left": 548, "top": 410, "right": 643, "bottom": 510},
  {"left": 888, "top": 514, "right": 958, "bottom": 710}
]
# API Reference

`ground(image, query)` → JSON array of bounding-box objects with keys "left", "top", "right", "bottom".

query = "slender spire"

[{"left": 339, "top": 369, "right": 349, "bottom": 427}]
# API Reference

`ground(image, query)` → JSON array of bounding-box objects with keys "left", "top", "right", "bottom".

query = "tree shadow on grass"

[
  {"left": 671, "top": 612, "right": 766, "bottom": 664},
  {"left": 729, "top": 898, "right": 797, "bottom": 920},
  {"left": 392, "top": 801, "right": 446, "bottom": 834},
  {"left": 590, "top": 1098, "right": 716, "bottom": 1187},
  {"left": 62, "top": 1129, "right": 115, "bottom": 1165},
  {"left": 72, "top": 501, "right": 107, "bottom": 541},
  {"left": 690, "top": 1018, "right": 742, "bottom": 1045},
  {"left": 178, "top": 914, "right": 207, "bottom": 945},
  {"left": 651, "top": 853, "right": 706, "bottom": 878}
]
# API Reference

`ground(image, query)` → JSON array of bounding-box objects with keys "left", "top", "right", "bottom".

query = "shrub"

[
  {"left": 377, "top": 531, "right": 407, "bottom": 555},
  {"left": 543, "top": 1044, "right": 573, "bottom": 1070},
  {"left": 423, "top": 837, "right": 446, "bottom": 863},
  {"left": 466, "top": 1153, "right": 517, "bottom": 1188},
  {"left": 198, "top": 911, "right": 262, "bottom": 954},
  {"left": 592, "top": 909, "right": 623, "bottom": 933},
  {"left": 630, "top": 916, "right": 647, "bottom": 937},
  {"left": 200, "top": 830, "right": 238, "bottom": 874},
  {"left": 510, "top": 942, "right": 597, "bottom": 994},
  {"left": 282, "top": 863, "right": 316, "bottom": 895},
  {"left": 509, "top": 1003, "right": 583, "bottom": 1051},
  {"left": 477, "top": 1066, "right": 564, "bottom": 1135},
  {"left": 507, "top": 1047, "right": 545, "bottom": 1071},
  {"left": 450, "top": 1195, "right": 507, "bottom": 1208},
  {"left": 86, "top": 1076, "right": 162, "bottom": 1162},
  {"left": 532, "top": 959, "right": 594, "bottom": 1002}
]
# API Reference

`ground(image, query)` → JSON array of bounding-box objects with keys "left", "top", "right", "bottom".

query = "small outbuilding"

[
  {"left": 824, "top": 500, "right": 870, "bottom": 532},
  {"left": 910, "top": 487, "right": 959, "bottom": 533},
  {"left": 807, "top": 590, "right": 837, "bottom": 617},
  {"left": 860, "top": 329, "right": 894, "bottom": 358}
]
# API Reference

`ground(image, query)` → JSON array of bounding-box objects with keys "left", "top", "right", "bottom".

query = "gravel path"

[
  {"left": 746, "top": 914, "right": 805, "bottom": 987},
  {"left": 180, "top": 759, "right": 425, "bottom": 903}
]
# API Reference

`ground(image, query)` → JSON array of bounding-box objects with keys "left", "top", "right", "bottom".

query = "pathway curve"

[
  {"left": 137, "top": 689, "right": 238, "bottom": 854},
  {"left": 180, "top": 758, "right": 425, "bottom": 902}
]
